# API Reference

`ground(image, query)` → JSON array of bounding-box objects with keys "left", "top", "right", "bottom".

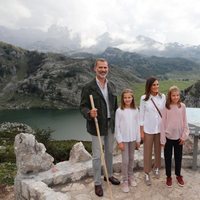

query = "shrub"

[
  {"left": 0, "top": 162, "right": 17, "bottom": 185},
  {"left": 0, "top": 131, "right": 18, "bottom": 145},
  {"left": 0, "top": 145, "right": 15, "bottom": 163},
  {"left": 47, "top": 140, "right": 92, "bottom": 163},
  {"left": 34, "top": 127, "right": 53, "bottom": 147}
]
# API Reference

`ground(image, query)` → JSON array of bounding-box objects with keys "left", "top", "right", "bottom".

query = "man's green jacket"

[{"left": 80, "top": 79, "right": 118, "bottom": 136}]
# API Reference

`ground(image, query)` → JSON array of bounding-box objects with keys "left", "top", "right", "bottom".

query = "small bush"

[
  {"left": 0, "top": 131, "right": 18, "bottom": 145},
  {"left": 0, "top": 162, "right": 16, "bottom": 185},
  {"left": 47, "top": 140, "right": 92, "bottom": 163},
  {"left": 0, "top": 145, "right": 15, "bottom": 163},
  {"left": 34, "top": 127, "right": 53, "bottom": 147}
]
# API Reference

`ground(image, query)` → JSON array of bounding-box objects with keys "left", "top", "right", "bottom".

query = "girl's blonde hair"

[
  {"left": 166, "top": 85, "right": 181, "bottom": 109},
  {"left": 120, "top": 89, "right": 136, "bottom": 109}
]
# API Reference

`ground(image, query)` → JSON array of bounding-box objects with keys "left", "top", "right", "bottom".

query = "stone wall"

[{"left": 14, "top": 133, "right": 199, "bottom": 200}]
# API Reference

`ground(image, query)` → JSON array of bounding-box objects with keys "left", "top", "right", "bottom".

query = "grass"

[
  {"left": 132, "top": 79, "right": 195, "bottom": 105},
  {"left": 0, "top": 163, "right": 17, "bottom": 186}
]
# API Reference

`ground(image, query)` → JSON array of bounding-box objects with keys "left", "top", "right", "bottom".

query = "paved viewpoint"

[{"left": 53, "top": 168, "right": 200, "bottom": 200}]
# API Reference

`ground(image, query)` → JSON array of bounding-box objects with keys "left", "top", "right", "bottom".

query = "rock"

[
  {"left": 0, "top": 122, "right": 35, "bottom": 134},
  {"left": 183, "top": 136, "right": 194, "bottom": 155},
  {"left": 69, "top": 142, "right": 92, "bottom": 163},
  {"left": 14, "top": 133, "right": 54, "bottom": 174}
]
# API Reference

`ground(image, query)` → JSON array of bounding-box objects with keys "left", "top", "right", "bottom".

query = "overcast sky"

[{"left": 1, "top": 0, "right": 200, "bottom": 46}]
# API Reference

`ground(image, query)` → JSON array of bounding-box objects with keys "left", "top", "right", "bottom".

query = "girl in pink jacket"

[{"left": 161, "top": 86, "right": 189, "bottom": 188}]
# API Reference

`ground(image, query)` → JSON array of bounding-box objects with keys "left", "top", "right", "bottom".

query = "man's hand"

[{"left": 89, "top": 108, "right": 98, "bottom": 118}]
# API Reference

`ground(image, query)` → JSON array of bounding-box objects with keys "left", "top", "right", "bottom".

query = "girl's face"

[
  {"left": 171, "top": 90, "right": 180, "bottom": 104},
  {"left": 123, "top": 92, "right": 133, "bottom": 108},
  {"left": 150, "top": 80, "right": 159, "bottom": 95}
]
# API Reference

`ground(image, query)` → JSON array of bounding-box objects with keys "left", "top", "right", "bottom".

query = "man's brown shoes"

[
  {"left": 104, "top": 176, "right": 120, "bottom": 185},
  {"left": 95, "top": 185, "right": 103, "bottom": 197},
  {"left": 95, "top": 176, "right": 120, "bottom": 197}
]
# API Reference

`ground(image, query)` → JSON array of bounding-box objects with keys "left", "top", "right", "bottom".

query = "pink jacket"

[{"left": 160, "top": 103, "right": 189, "bottom": 145}]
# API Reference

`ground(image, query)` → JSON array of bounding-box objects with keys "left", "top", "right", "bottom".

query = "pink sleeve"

[{"left": 181, "top": 104, "right": 189, "bottom": 141}]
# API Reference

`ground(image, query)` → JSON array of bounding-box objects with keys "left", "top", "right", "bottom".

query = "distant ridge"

[
  {"left": 0, "top": 41, "right": 200, "bottom": 109},
  {"left": 1, "top": 25, "right": 200, "bottom": 61}
]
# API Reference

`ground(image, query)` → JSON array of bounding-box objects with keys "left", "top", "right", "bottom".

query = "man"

[{"left": 80, "top": 58, "right": 120, "bottom": 197}]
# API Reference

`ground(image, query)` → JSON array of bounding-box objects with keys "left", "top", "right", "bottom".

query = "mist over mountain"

[
  {"left": 0, "top": 25, "right": 81, "bottom": 53},
  {"left": 1, "top": 25, "right": 200, "bottom": 62}
]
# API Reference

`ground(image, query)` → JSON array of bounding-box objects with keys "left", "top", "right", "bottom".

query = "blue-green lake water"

[
  {"left": 0, "top": 109, "right": 90, "bottom": 141},
  {"left": 0, "top": 108, "right": 199, "bottom": 141}
]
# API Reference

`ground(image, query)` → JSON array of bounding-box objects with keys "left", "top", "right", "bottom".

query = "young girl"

[
  {"left": 115, "top": 89, "right": 141, "bottom": 193},
  {"left": 160, "top": 86, "right": 189, "bottom": 188}
]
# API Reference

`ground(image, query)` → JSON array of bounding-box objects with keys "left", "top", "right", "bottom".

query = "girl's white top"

[
  {"left": 115, "top": 108, "right": 140, "bottom": 143},
  {"left": 160, "top": 103, "right": 189, "bottom": 145},
  {"left": 139, "top": 94, "right": 166, "bottom": 134}
]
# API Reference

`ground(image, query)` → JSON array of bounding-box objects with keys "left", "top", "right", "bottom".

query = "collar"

[{"left": 96, "top": 77, "right": 108, "bottom": 89}]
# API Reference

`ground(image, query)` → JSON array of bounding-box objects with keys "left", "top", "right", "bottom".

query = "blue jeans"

[{"left": 91, "top": 122, "right": 114, "bottom": 185}]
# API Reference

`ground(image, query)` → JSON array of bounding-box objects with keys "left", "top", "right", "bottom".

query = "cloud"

[
  {"left": 1, "top": 0, "right": 200, "bottom": 45},
  {"left": 0, "top": 0, "right": 31, "bottom": 28}
]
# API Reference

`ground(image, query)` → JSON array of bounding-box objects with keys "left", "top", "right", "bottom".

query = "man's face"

[{"left": 94, "top": 61, "right": 109, "bottom": 80}]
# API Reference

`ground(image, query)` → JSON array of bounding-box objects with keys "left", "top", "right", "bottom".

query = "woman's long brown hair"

[{"left": 144, "top": 77, "right": 161, "bottom": 101}]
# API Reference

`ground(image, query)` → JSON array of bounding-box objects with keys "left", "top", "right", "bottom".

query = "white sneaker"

[
  {"left": 144, "top": 173, "right": 151, "bottom": 186},
  {"left": 128, "top": 177, "right": 137, "bottom": 187},
  {"left": 122, "top": 181, "right": 129, "bottom": 193},
  {"left": 153, "top": 168, "right": 160, "bottom": 179}
]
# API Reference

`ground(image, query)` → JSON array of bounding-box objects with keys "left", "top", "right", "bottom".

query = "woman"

[{"left": 139, "top": 77, "right": 166, "bottom": 186}]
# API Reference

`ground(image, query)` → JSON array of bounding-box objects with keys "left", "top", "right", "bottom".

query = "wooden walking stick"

[{"left": 89, "top": 95, "right": 113, "bottom": 200}]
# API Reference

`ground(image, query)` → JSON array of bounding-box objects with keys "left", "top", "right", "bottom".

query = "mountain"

[
  {"left": 1, "top": 41, "right": 200, "bottom": 109},
  {"left": 115, "top": 35, "right": 200, "bottom": 62},
  {"left": 0, "top": 42, "right": 138, "bottom": 109},
  {"left": 100, "top": 47, "right": 200, "bottom": 79},
  {"left": 1, "top": 25, "right": 200, "bottom": 62}
]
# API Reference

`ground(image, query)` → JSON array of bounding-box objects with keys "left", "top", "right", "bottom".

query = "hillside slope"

[{"left": 0, "top": 42, "right": 199, "bottom": 109}]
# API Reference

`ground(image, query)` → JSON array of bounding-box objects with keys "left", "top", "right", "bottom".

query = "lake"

[
  {"left": 0, "top": 108, "right": 200, "bottom": 141},
  {"left": 0, "top": 109, "right": 90, "bottom": 141}
]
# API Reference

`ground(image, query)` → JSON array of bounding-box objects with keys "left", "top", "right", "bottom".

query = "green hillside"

[
  {"left": 0, "top": 41, "right": 199, "bottom": 109},
  {"left": 132, "top": 79, "right": 195, "bottom": 105}
]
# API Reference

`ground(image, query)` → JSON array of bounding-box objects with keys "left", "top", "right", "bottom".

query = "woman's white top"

[
  {"left": 115, "top": 107, "right": 141, "bottom": 143},
  {"left": 139, "top": 94, "right": 166, "bottom": 134}
]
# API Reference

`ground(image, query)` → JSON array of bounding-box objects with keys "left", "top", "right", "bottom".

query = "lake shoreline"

[{"left": 1, "top": 108, "right": 199, "bottom": 141}]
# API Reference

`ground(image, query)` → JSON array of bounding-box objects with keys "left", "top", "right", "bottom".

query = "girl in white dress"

[{"left": 115, "top": 89, "right": 141, "bottom": 193}]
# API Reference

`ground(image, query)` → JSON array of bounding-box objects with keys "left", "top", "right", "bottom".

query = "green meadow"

[{"left": 131, "top": 79, "right": 195, "bottom": 105}]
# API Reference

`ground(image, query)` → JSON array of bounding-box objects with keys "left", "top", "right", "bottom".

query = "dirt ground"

[
  {"left": 0, "top": 185, "right": 14, "bottom": 200},
  {"left": 1, "top": 168, "right": 200, "bottom": 200}
]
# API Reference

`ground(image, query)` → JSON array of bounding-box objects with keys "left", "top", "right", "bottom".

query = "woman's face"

[{"left": 150, "top": 80, "right": 159, "bottom": 95}]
